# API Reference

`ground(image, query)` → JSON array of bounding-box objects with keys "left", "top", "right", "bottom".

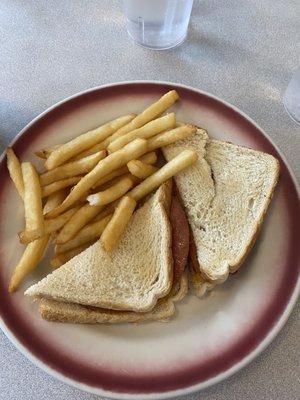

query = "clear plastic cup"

[
  {"left": 123, "top": 0, "right": 194, "bottom": 50},
  {"left": 283, "top": 67, "right": 300, "bottom": 125}
]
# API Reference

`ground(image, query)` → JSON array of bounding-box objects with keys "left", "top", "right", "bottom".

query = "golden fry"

[
  {"left": 19, "top": 162, "right": 44, "bottom": 243},
  {"left": 35, "top": 144, "right": 61, "bottom": 159},
  {"left": 34, "top": 150, "right": 48, "bottom": 159},
  {"left": 127, "top": 160, "right": 158, "bottom": 179},
  {"left": 73, "top": 142, "right": 107, "bottom": 160},
  {"left": 56, "top": 214, "right": 112, "bottom": 254},
  {"left": 92, "top": 152, "right": 157, "bottom": 190},
  {"left": 46, "top": 139, "right": 147, "bottom": 218},
  {"left": 87, "top": 175, "right": 134, "bottom": 206},
  {"left": 72, "top": 125, "right": 134, "bottom": 160},
  {"left": 128, "top": 150, "right": 198, "bottom": 201},
  {"left": 73, "top": 91, "right": 178, "bottom": 160},
  {"left": 137, "top": 151, "right": 157, "bottom": 165},
  {"left": 40, "top": 151, "right": 106, "bottom": 186},
  {"left": 9, "top": 235, "right": 50, "bottom": 292},
  {"left": 110, "top": 91, "right": 179, "bottom": 138},
  {"left": 51, "top": 242, "right": 94, "bottom": 268},
  {"left": 45, "top": 206, "right": 81, "bottom": 234},
  {"left": 101, "top": 196, "right": 137, "bottom": 251},
  {"left": 92, "top": 202, "right": 118, "bottom": 222},
  {"left": 92, "top": 166, "right": 129, "bottom": 189},
  {"left": 6, "top": 148, "right": 24, "bottom": 200},
  {"left": 43, "top": 190, "right": 67, "bottom": 214},
  {"left": 55, "top": 203, "right": 105, "bottom": 244},
  {"left": 107, "top": 113, "right": 176, "bottom": 153},
  {"left": 147, "top": 125, "right": 196, "bottom": 152},
  {"left": 42, "top": 176, "right": 82, "bottom": 198},
  {"left": 45, "top": 114, "right": 135, "bottom": 170}
]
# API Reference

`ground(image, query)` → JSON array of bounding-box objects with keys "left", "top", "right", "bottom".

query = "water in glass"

[{"left": 123, "top": 0, "right": 194, "bottom": 50}]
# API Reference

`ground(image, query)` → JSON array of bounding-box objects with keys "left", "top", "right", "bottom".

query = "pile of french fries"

[{"left": 7, "top": 90, "right": 198, "bottom": 292}]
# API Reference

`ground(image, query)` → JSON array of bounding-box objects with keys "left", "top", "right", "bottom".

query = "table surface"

[{"left": 1, "top": 1, "right": 299, "bottom": 399}]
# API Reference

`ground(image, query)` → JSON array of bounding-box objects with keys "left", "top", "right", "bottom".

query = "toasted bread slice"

[
  {"left": 26, "top": 183, "right": 173, "bottom": 313},
  {"left": 39, "top": 271, "right": 188, "bottom": 324},
  {"left": 189, "top": 267, "right": 214, "bottom": 297},
  {"left": 188, "top": 231, "right": 215, "bottom": 297},
  {"left": 163, "top": 129, "right": 279, "bottom": 283}
]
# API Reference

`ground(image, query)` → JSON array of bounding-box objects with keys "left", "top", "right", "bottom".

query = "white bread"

[
  {"left": 38, "top": 271, "right": 188, "bottom": 324},
  {"left": 163, "top": 129, "right": 279, "bottom": 283},
  {"left": 189, "top": 269, "right": 214, "bottom": 298},
  {"left": 25, "top": 183, "right": 173, "bottom": 313},
  {"left": 189, "top": 260, "right": 215, "bottom": 297},
  {"left": 188, "top": 232, "right": 215, "bottom": 297}
]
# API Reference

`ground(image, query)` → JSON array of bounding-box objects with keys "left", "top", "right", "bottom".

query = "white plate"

[{"left": 0, "top": 81, "right": 299, "bottom": 399}]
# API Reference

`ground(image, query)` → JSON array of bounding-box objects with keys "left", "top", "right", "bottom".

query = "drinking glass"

[
  {"left": 123, "top": 0, "right": 194, "bottom": 50},
  {"left": 283, "top": 67, "right": 300, "bottom": 125}
]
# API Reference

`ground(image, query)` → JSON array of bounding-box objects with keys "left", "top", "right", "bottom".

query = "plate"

[{"left": 0, "top": 81, "right": 299, "bottom": 399}]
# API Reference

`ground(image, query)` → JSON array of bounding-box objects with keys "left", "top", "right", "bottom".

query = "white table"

[{"left": 1, "top": 1, "right": 299, "bottom": 399}]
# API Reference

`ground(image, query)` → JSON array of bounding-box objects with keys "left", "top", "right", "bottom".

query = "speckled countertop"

[{"left": 0, "top": 1, "right": 299, "bottom": 399}]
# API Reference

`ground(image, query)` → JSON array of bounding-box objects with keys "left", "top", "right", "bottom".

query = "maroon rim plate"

[{"left": 0, "top": 81, "right": 299, "bottom": 399}]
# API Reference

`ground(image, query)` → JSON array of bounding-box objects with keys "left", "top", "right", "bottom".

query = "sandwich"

[
  {"left": 25, "top": 181, "right": 190, "bottom": 323},
  {"left": 163, "top": 129, "right": 280, "bottom": 295}
]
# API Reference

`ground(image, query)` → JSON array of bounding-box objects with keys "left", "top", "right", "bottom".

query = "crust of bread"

[
  {"left": 188, "top": 233, "right": 215, "bottom": 296},
  {"left": 229, "top": 160, "right": 279, "bottom": 273},
  {"left": 39, "top": 271, "right": 188, "bottom": 324}
]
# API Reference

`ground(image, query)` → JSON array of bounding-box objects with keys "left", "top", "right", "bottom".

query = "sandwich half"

[
  {"left": 38, "top": 272, "right": 188, "bottom": 323},
  {"left": 26, "top": 181, "right": 190, "bottom": 323},
  {"left": 163, "top": 128, "right": 280, "bottom": 291}
]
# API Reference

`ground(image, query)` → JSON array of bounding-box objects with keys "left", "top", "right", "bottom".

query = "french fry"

[
  {"left": 51, "top": 242, "right": 94, "bottom": 268},
  {"left": 74, "top": 128, "right": 146, "bottom": 160},
  {"left": 92, "top": 166, "right": 129, "bottom": 189},
  {"left": 34, "top": 150, "right": 47, "bottom": 160},
  {"left": 73, "top": 142, "right": 107, "bottom": 160},
  {"left": 147, "top": 125, "right": 196, "bottom": 152},
  {"left": 128, "top": 150, "right": 198, "bottom": 201},
  {"left": 107, "top": 113, "right": 176, "bottom": 153},
  {"left": 101, "top": 196, "right": 137, "bottom": 251},
  {"left": 92, "top": 152, "right": 157, "bottom": 190},
  {"left": 91, "top": 175, "right": 130, "bottom": 192},
  {"left": 92, "top": 202, "right": 118, "bottom": 222},
  {"left": 110, "top": 90, "right": 179, "bottom": 138},
  {"left": 139, "top": 151, "right": 157, "bottom": 165},
  {"left": 19, "top": 162, "right": 45, "bottom": 243},
  {"left": 45, "top": 206, "right": 81, "bottom": 234},
  {"left": 56, "top": 214, "right": 112, "bottom": 254},
  {"left": 35, "top": 150, "right": 48, "bottom": 159},
  {"left": 40, "top": 151, "right": 106, "bottom": 186},
  {"left": 87, "top": 175, "right": 135, "bottom": 206},
  {"left": 42, "top": 176, "right": 82, "bottom": 198},
  {"left": 43, "top": 190, "right": 67, "bottom": 214},
  {"left": 45, "top": 114, "right": 135, "bottom": 170},
  {"left": 6, "top": 148, "right": 24, "bottom": 200},
  {"left": 73, "top": 91, "right": 178, "bottom": 160},
  {"left": 8, "top": 235, "right": 50, "bottom": 292},
  {"left": 55, "top": 203, "right": 105, "bottom": 244},
  {"left": 72, "top": 124, "right": 135, "bottom": 160},
  {"left": 127, "top": 160, "right": 158, "bottom": 179},
  {"left": 35, "top": 144, "right": 61, "bottom": 159},
  {"left": 46, "top": 139, "right": 148, "bottom": 218}
]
